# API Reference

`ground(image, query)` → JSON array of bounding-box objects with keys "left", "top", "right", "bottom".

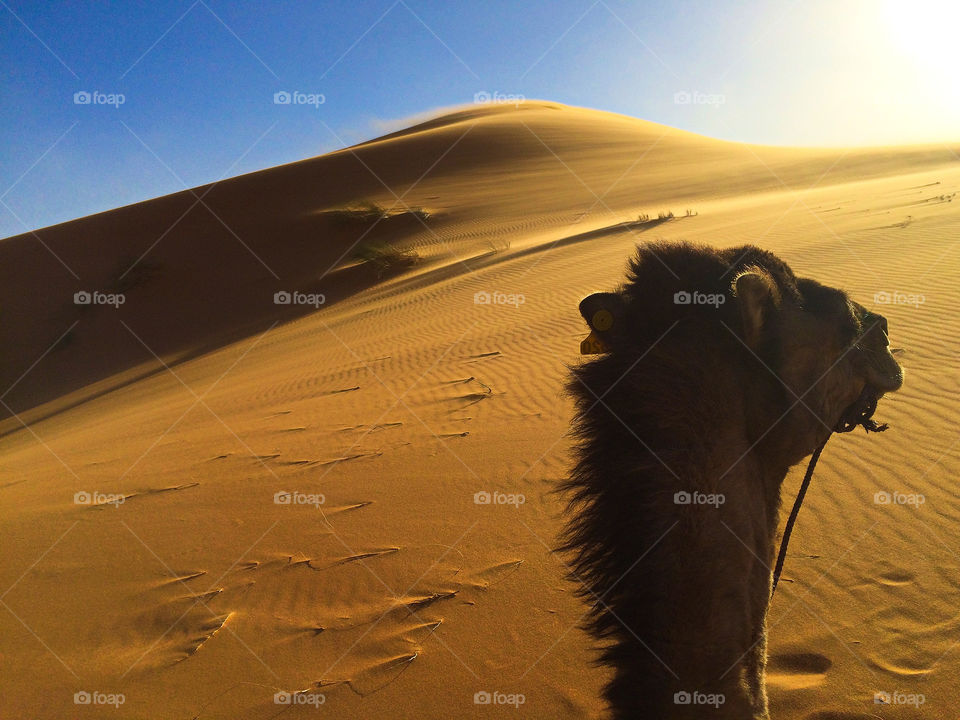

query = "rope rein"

[{"left": 770, "top": 387, "right": 889, "bottom": 597}]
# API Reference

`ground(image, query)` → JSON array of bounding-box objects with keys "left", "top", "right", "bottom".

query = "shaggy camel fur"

[{"left": 563, "top": 241, "right": 902, "bottom": 719}]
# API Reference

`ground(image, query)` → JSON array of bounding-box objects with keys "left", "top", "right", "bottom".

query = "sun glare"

[{"left": 884, "top": 0, "right": 960, "bottom": 107}]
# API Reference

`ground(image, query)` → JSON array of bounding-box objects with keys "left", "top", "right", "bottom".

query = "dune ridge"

[{"left": 1, "top": 102, "right": 959, "bottom": 718}]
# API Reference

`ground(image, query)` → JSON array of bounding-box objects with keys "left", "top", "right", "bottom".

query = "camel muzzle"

[{"left": 857, "top": 309, "right": 904, "bottom": 394}]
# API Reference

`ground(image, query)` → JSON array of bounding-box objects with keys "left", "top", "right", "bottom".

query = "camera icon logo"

[
  {"left": 274, "top": 291, "right": 292, "bottom": 305},
  {"left": 274, "top": 691, "right": 292, "bottom": 704},
  {"left": 74, "top": 691, "right": 92, "bottom": 704},
  {"left": 74, "top": 290, "right": 92, "bottom": 305},
  {"left": 73, "top": 91, "right": 91, "bottom": 105},
  {"left": 874, "top": 491, "right": 892, "bottom": 505},
  {"left": 74, "top": 491, "right": 92, "bottom": 505},
  {"left": 474, "top": 690, "right": 492, "bottom": 704},
  {"left": 274, "top": 491, "right": 292, "bottom": 505},
  {"left": 474, "top": 291, "right": 491, "bottom": 305},
  {"left": 474, "top": 491, "right": 491, "bottom": 505},
  {"left": 674, "top": 691, "right": 692, "bottom": 704},
  {"left": 673, "top": 290, "right": 692, "bottom": 305},
  {"left": 673, "top": 491, "right": 691, "bottom": 505},
  {"left": 274, "top": 91, "right": 291, "bottom": 105}
]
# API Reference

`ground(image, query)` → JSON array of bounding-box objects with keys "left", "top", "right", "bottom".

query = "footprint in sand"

[
  {"left": 765, "top": 652, "right": 832, "bottom": 690},
  {"left": 877, "top": 568, "right": 915, "bottom": 586}
]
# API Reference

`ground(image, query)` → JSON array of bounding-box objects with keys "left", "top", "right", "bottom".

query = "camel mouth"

[
  {"left": 866, "top": 362, "right": 903, "bottom": 393},
  {"left": 837, "top": 383, "right": 890, "bottom": 433}
]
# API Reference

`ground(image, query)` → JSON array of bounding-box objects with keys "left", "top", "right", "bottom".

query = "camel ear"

[
  {"left": 578, "top": 292, "right": 623, "bottom": 354},
  {"left": 732, "top": 271, "right": 779, "bottom": 349}
]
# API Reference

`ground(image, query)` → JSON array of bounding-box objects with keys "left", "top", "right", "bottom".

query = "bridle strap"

[
  {"left": 770, "top": 381, "right": 890, "bottom": 597},
  {"left": 771, "top": 436, "right": 829, "bottom": 597}
]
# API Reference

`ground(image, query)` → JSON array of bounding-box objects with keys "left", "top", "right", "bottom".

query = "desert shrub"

[
  {"left": 352, "top": 239, "right": 420, "bottom": 276},
  {"left": 326, "top": 201, "right": 430, "bottom": 227}
]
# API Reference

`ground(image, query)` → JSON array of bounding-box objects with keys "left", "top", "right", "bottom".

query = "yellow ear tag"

[
  {"left": 580, "top": 332, "right": 608, "bottom": 354},
  {"left": 580, "top": 309, "right": 613, "bottom": 354},
  {"left": 591, "top": 309, "right": 613, "bottom": 331}
]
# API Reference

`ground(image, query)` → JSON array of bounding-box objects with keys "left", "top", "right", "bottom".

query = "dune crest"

[{"left": 2, "top": 102, "right": 958, "bottom": 718}]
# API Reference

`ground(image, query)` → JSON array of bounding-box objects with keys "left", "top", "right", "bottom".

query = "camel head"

[
  {"left": 577, "top": 242, "right": 903, "bottom": 466},
  {"left": 731, "top": 267, "right": 903, "bottom": 459}
]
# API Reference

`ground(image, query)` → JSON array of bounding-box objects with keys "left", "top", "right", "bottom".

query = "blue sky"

[{"left": 2, "top": 0, "right": 958, "bottom": 238}]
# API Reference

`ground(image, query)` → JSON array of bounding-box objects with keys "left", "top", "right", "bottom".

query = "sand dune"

[{"left": 1, "top": 101, "right": 958, "bottom": 718}]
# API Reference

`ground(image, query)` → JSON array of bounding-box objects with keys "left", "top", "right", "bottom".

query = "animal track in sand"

[
  {"left": 868, "top": 655, "right": 934, "bottom": 678},
  {"left": 877, "top": 569, "right": 915, "bottom": 586},
  {"left": 765, "top": 652, "right": 832, "bottom": 690}
]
